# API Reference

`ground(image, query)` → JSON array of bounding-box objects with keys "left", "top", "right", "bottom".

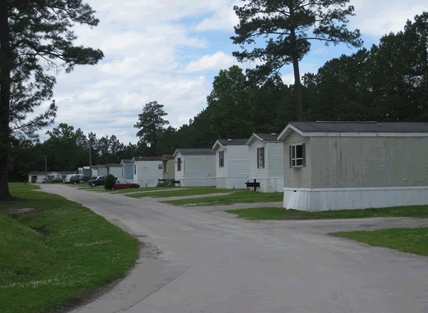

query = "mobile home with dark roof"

[
  {"left": 277, "top": 121, "right": 428, "bottom": 212},
  {"left": 172, "top": 149, "right": 216, "bottom": 187},
  {"left": 212, "top": 139, "right": 250, "bottom": 189},
  {"left": 246, "top": 133, "right": 284, "bottom": 192}
]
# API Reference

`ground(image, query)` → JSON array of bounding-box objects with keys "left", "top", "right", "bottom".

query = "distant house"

[
  {"left": 106, "top": 163, "right": 122, "bottom": 178},
  {"left": 277, "top": 121, "right": 428, "bottom": 212},
  {"left": 132, "top": 156, "right": 163, "bottom": 187},
  {"left": 28, "top": 171, "right": 75, "bottom": 183},
  {"left": 246, "top": 133, "right": 284, "bottom": 192},
  {"left": 82, "top": 166, "right": 91, "bottom": 176},
  {"left": 120, "top": 159, "right": 134, "bottom": 180},
  {"left": 91, "top": 165, "right": 98, "bottom": 177},
  {"left": 97, "top": 164, "right": 108, "bottom": 176},
  {"left": 172, "top": 149, "right": 216, "bottom": 187},
  {"left": 161, "top": 155, "right": 174, "bottom": 181},
  {"left": 212, "top": 139, "right": 250, "bottom": 189}
]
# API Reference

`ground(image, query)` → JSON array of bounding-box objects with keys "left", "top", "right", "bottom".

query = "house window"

[
  {"left": 163, "top": 160, "right": 167, "bottom": 174},
  {"left": 31, "top": 175, "right": 37, "bottom": 181},
  {"left": 177, "top": 158, "right": 181, "bottom": 171},
  {"left": 257, "top": 147, "right": 265, "bottom": 168},
  {"left": 289, "top": 143, "right": 306, "bottom": 168},
  {"left": 158, "top": 164, "right": 162, "bottom": 170},
  {"left": 134, "top": 164, "right": 136, "bottom": 174},
  {"left": 219, "top": 151, "right": 224, "bottom": 167}
]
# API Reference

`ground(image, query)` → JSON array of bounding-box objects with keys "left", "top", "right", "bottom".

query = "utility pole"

[
  {"left": 89, "top": 139, "right": 93, "bottom": 188},
  {"left": 41, "top": 155, "right": 47, "bottom": 179}
]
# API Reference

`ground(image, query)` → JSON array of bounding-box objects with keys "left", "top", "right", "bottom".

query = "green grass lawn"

[
  {"left": 0, "top": 183, "right": 139, "bottom": 313},
  {"left": 162, "top": 190, "right": 283, "bottom": 206},
  {"left": 225, "top": 205, "right": 428, "bottom": 220},
  {"left": 126, "top": 186, "right": 236, "bottom": 198},
  {"left": 330, "top": 227, "right": 428, "bottom": 256}
]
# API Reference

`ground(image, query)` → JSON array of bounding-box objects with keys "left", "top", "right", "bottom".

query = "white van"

[{"left": 64, "top": 174, "right": 76, "bottom": 184}]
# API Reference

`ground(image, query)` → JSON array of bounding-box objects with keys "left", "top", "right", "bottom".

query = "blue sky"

[{"left": 27, "top": 0, "right": 427, "bottom": 145}]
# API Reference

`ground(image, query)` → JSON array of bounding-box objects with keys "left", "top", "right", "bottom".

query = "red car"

[{"left": 113, "top": 180, "right": 140, "bottom": 190}]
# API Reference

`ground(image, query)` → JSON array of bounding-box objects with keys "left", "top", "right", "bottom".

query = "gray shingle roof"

[
  {"left": 175, "top": 149, "right": 215, "bottom": 155},
  {"left": 106, "top": 163, "right": 121, "bottom": 167},
  {"left": 254, "top": 133, "right": 279, "bottom": 142},
  {"left": 28, "top": 171, "right": 76, "bottom": 175},
  {"left": 121, "top": 159, "right": 132, "bottom": 163},
  {"left": 290, "top": 121, "right": 428, "bottom": 133},
  {"left": 217, "top": 139, "right": 248, "bottom": 146},
  {"left": 162, "top": 154, "right": 174, "bottom": 160},
  {"left": 133, "top": 156, "right": 162, "bottom": 161}
]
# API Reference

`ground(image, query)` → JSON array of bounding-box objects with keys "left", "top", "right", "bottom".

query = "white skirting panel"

[
  {"left": 283, "top": 187, "right": 428, "bottom": 212},
  {"left": 261, "top": 178, "right": 284, "bottom": 193}
]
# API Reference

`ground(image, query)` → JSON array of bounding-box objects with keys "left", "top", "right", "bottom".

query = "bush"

[
  {"left": 31, "top": 179, "right": 36, "bottom": 183},
  {"left": 104, "top": 174, "right": 116, "bottom": 190},
  {"left": 156, "top": 181, "right": 167, "bottom": 187}
]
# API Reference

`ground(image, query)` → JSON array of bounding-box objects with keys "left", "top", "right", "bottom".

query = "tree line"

[{"left": 1, "top": 0, "right": 426, "bottom": 199}]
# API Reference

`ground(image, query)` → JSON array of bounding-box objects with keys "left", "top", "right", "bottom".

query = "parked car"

[
  {"left": 42, "top": 177, "right": 63, "bottom": 183},
  {"left": 89, "top": 176, "right": 105, "bottom": 186},
  {"left": 70, "top": 175, "right": 82, "bottom": 184},
  {"left": 64, "top": 174, "right": 76, "bottom": 184},
  {"left": 112, "top": 179, "right": 140, "bottom": 190},
  {"left": 79, "top": 175, "right": 91, "bottom": 183}
]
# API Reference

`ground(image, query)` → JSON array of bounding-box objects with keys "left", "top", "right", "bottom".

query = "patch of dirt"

[{"left": 51, "top": 240, "right": 162, "bottom": 313}]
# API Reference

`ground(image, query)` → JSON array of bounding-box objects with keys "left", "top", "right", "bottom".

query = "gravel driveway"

[{"left": 41, "top": 185, "right": 428, "bottom": 313}]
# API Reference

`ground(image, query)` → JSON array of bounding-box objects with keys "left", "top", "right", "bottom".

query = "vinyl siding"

[
  {"left": 134, "top": 160, "right": 163, "bottom": 187},
  {"left": 174, "top": 154, "right": 216, "bottom": 186},
  {"left": 108, "top": 167, "right": 122, "bottom": 178},
  {"left": 215, "top": 147, "right": 227, "bottom": 178},
  {"left": 310, "top": 136, "right": 428, "bottom": 188},
  {"left": 162, "top": 159, "right": 175, "bottom": 180},
  {"left": 248, "top": 138, "right": 268, "bottom": 180}
]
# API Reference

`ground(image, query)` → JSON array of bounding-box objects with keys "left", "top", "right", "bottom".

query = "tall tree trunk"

[
  {"left": 292, "top": 56, "right": 303, "bottom": 121},
  {"left": 0, "top": 3, "right": 14, "bottom": 200},
  {"left": 290, "top": 26, "right": 303, "bottom": 121}
]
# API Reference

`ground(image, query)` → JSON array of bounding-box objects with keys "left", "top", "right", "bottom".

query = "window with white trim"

[
  {"left": 289, "top": 143, "right": 305, "bottom": 167},
  {"left": 134, "top": 164, "right": 136, "bottom": 174},
  {"left": 257, "top": 147, "right": 265, "bottom": 168},
  {"left": 219, "top": 151, "right": 224, "bottom": 167},
  {"left": 177, "top": 158, "right": 182, "bottom": 171},
  {"left": 163, "top": 160, "right": 167, "bottom": 174}
]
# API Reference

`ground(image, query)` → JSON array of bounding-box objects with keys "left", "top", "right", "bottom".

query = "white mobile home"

[
  {"left": 212, "top": 139, "right": 249, "bottom": 189},
  {"left": 97, "top": 164, "right": 108, "bottom": 176},
  {"left": 132, "top": 156, "right": 163, "bottom": 187},
  {"left": 278, "top": 121, "right": 428, "bottom": 212},
  {"left": 106, "top": 163, "right": 122, "bottom": 178},
  {"left": 246, "top": 133, "right": 284, "bottom": 192},
  {"left": 173, "top": 149, "right": 216, "bottom": 187}
]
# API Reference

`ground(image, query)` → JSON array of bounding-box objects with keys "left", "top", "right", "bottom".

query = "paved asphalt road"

[{"left": 40, "top": 185, "right": 428, "bottom": 313}]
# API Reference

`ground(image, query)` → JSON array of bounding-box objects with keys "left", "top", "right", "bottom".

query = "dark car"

[
  {"left": 70, "top": 175, "right": 82, "bottom": 184},
  {"left": 89, "top": 176, "right": 105, "bottom": 186},
  {"left": 79, "top": 175, "right": 91, "bottom": 183}
]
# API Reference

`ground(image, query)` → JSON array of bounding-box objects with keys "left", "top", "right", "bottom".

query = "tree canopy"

[
  {"left": 0, "top": 0, "right": 104, "bottom": 200},
  {"left": 231, "top": 0, "right": 363, "bottom": 121}
]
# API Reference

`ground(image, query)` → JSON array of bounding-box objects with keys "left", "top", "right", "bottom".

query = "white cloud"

[
  {"left": 193, "top": 1, "right": 240, "bottom": 32},
  {"left": 184, "top": 51, "right": 237, "bottom": 72},
  {"left": 311, "top": 48, "right": 328, "bottom": 55},
  {"left": 351, "top": 1, "right": 427, "bottom": 38}
]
